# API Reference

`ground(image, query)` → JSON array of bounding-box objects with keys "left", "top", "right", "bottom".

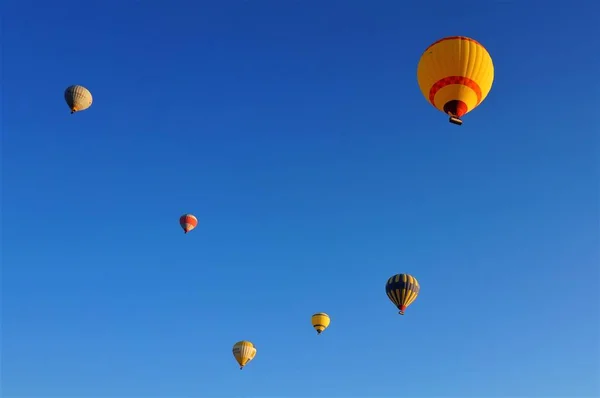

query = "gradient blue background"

[{"left": 2, "top": 0, "right": 599, "bottom": 397}]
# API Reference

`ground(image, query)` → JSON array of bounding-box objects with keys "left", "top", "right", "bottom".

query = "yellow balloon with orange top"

[{"left": 417, "top": 36, "right": 494, "bottom": 126}]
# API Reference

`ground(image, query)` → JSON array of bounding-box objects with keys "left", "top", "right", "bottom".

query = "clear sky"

[{"left": 2, "top": 0, "right": 599, "bottom": 397}]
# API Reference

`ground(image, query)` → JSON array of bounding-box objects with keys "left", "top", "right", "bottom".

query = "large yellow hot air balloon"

[
  {"left": 311, "top": 312, "right": 330, "bottom": 335},
  {"left": 385, "top": 274, "right": 420, "bottom": 315},
  {"left": 417, "top": 36, "right": 494, "bottom": 126},
  {"left": 64, "top": 85, "right": 93, "bottom": 114},
  {"left": 232, "top": 341, "right": 257, "bottom": 370}
]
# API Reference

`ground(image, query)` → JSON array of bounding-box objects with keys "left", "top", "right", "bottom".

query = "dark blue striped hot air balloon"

[{"left": 385, "top": 274, "right": 420, "bottom": 315}]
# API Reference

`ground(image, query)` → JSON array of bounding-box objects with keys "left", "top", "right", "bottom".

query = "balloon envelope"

[
  {"left": 311, "top": 312, "right": 330, "bottom": 335},
  {"left": 385, "top": 274, "right": 420, "bottom": 315},
  {"left": 179, "top": 214, "right": 198, "bottom": 234},
  {"left": 232, "top": 341, "right": 256, "bottom": 370},
  {"left": 417, "top": 36, "right": 494, "bottom": 125},
  {"left": 64, "top": 85, "right": 93, "bottom": 114}
]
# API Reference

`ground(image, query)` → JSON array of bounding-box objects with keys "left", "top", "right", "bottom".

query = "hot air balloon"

[
  {"left": 311, "top": 312, "right": 330, "bottom": 335},
  {"left": 64, "top": 85, "right": 93, "bottom": 114},
  {"left": 232, "top": 341, "right": 257, "bottom": 370},
  {"left": 385, "top": 274, "right": 420, "bottom": 315},
  {"left": 417, "top": 36, "right": 494, "bottom": 126},
  {"left": 179, "top": 214, "right": 198, "bottom": 234}
]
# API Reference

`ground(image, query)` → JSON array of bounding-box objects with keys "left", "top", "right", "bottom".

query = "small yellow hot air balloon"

[
  {"left": 385, "top": 274, "right": 420, "bottom": 315},
  {"left": 64, "top": 85, "right": 93, "bottom": 114},
  {"left": 311, "top": 313, "right": 330, "bottom": 335},
  {"left": 417, "top": 36, "right": 494, "bottom": 125},
  {"left": 232, "top": 341, "right": 256, "bottom": 370}
]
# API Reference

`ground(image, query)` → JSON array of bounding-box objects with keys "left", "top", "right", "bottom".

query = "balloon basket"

[{"left": 449, "top": 116, "right": 463, "bottom": 126}]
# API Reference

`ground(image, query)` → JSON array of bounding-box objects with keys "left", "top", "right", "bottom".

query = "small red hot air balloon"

[{"left": 179, "top": 214, "right": 198, "bottom": 234}]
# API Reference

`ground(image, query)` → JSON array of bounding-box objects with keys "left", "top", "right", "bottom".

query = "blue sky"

[{"left": 2, "top": 0, "right": 598, "bottom": 397}]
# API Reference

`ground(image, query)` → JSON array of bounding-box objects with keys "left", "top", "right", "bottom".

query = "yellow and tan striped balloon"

[
  {"left": 232, "top": 341, "right": 257, "bottom": 370},
  {"left": 64, "top": 85, "right": 93, "bottom": 114}
]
